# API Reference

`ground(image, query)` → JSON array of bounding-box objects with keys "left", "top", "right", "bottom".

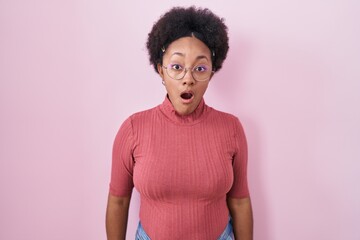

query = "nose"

[{"left": 182, "top": 69, "right": 195, "bottom": 86}]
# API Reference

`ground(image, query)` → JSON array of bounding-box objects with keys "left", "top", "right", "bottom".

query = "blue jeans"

[{"left": 135, "top": 217, "right": 234, "bottom": 240}]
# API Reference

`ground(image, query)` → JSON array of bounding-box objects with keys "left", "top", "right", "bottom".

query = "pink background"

[{"left": 1, "top": 0, "right": 359, "bottom": 239}]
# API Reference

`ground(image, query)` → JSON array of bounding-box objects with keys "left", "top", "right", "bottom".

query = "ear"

[{"left": 157, "top": 63, "right": 164, "bottom": 79}]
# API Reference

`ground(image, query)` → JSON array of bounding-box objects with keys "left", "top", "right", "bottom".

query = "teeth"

[{"left": 181, "top": 92, "right": 193, "bottom": 99}]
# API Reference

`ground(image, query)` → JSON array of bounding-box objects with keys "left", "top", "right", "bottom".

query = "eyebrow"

[{"left": 171, "top": 52, "right": 209, "bottom": 61}]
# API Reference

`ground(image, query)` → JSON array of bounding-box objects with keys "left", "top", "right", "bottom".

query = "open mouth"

[{"left": 180, "top": 92, "right": 194, "bottom": 100}]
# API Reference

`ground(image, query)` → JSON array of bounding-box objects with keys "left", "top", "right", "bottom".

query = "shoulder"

[
  {"left": 119, "top": 105, "right": 159, "bottom": 130},
  {"left": 207, "top": 106, "right": 246, "bottom": 134},
  {"left": 208, "top": 106, "right": 241, "bottom": 124},
  {"left": 129, "top": 105, "right": 158, "bottom": 121},
  {"left": 114, "top": 106, "right": 159, "bottom": 139}
]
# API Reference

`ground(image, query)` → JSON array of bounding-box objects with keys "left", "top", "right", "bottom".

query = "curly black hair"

[{"left": 146, "top": 6, "right": 229, "bottom": 73}]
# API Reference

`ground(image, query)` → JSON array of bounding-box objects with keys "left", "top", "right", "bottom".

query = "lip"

[{"left": 180, "top": 90, "right": 195, "bottom": 104}]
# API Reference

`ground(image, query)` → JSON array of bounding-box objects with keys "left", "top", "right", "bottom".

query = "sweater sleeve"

[
  {"left": 109, "top": 117, "right": 135, "bottom": 197},
  {"left": 227, "top": 117, "right": 250, "bottom": 199}
]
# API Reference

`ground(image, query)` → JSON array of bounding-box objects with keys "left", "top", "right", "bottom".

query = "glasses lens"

[
  {"left": 192, "top": 65, "right": 211, "bottom": 81},
  {"left": 166, "top": 64, "right": 185, "bottom": 80},
  {"left": 165, "top": 64, "right": 212, "bottom": 81}
]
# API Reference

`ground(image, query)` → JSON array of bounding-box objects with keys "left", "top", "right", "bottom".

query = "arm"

[
  {"left": 227, "top": 197, "right": 253, "bottom": 240},
  {"left": 107, "top": 117, "right": 135, "bottom": 239},
  {"left": 106, "top": 193, "right": 131, "bottom": 240}
]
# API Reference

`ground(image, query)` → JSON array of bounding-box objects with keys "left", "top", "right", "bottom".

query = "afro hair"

[{"left": 146, "top": 6, "right": 229, "bottom": 73}]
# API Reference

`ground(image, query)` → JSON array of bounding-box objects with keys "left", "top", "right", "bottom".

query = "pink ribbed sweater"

[{"left": 110, "top": 96, "right": 249, "bottom": 239}]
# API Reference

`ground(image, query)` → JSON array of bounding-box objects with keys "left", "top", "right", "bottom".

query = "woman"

[{"left": 106, "top": 6, "right": 253, "bottom": 240}]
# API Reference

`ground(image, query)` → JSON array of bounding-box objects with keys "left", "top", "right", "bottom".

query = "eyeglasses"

[{"left": 162, "top": 63, "right": 214, "bottom": 82}]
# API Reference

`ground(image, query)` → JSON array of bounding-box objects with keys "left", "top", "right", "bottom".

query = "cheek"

[
  {"left": 164, "top": 80, "right": 178, "bottom": 93},
  {"left": 198, "top": 83, "right": 209, "bottom": 93}
]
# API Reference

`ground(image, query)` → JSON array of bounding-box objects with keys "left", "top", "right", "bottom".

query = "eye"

[
  {"left": 170, "top": 64, "right": 183, "bottom": 71},
  {"left": 194, "top": 65, "right": 208, "bottom": 72}
]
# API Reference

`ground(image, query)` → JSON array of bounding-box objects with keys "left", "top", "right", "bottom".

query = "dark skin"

[
  {"left": 105, "top": 194, "right": 253, "bottom": 240},
  {"left": 105, "top": 194, "right": 131, "bottom": 240},
  {"left": 227, "top": 197, "right": 254, "bottom": 239},
  {"left": 107, "top": 33, "right": 252, "bottom": 240}
]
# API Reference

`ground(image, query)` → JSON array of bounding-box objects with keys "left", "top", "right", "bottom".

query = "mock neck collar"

[{"left": 158, "top": 95, "right": 209, "bottom": 125}]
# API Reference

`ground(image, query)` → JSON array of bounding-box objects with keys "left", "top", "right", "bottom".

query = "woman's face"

[{"left": 157, "top": 36, "right": 213, "bottom": 116}]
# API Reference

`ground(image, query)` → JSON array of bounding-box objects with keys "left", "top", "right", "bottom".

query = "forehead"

[{"left": 165, "top": 36, "right": 211, "bottom": 59}]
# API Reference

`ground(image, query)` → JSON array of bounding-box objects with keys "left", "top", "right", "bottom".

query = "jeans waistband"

[
  {"left": 135, "top": 216, "right": 234, "bottom": 240},
  {"left": 135, "top": 222, "right": 151, "bottom": 240}
]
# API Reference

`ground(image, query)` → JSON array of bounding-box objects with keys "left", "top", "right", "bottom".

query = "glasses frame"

[{"left": 162, "top": 64, "right": 214, "bottom": 82}]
